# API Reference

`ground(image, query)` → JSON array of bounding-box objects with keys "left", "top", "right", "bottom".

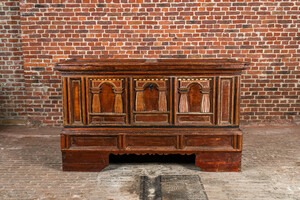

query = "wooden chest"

[{"left": 55, "top": 59, "right": 249, "bottom": 172}]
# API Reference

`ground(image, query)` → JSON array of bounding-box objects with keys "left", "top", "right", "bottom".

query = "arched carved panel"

[
  {"left": 177, "top": 78, "right": 213, "bottom": 125},
  {"left": 133, "top": 78, "right": 170, "bottom": 125},
  {"left": 100, "top": 83, "right": 115, "bottom": 113},
  {"left": 134, "top": 79, "right": 168, "bottom": 112},
  {"left": 88, "top": 78, "right": 126, "bottom": 125},
  {"left": 188, "top": 83, "right": 202, "bottom": 112},
  {"left": 178, "top": 78, "right": 211, "bottom": 113}
]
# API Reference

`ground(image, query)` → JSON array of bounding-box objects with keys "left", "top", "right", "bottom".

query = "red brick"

[{"left": 0, "top": 0, "right": 299, "bottom": 126}]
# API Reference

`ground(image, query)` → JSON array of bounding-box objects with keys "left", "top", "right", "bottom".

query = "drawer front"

[
  {"left": 125, "top": 135, "right": 177, "bottom": 150},
  {"left": 132, "top": 78, "right": 171, "bottom": 125},
  {"left": 87, "top": 77, "right": 128, "bottom": 125},
  {"left": 183, "top": 135, "right": 233, "bottom": 148},
  {"left": 69, "top": 135, "right": 119, "bottom": 150},
  {"left": 182, "top": 134, "right": 241, "bottom": 150}
]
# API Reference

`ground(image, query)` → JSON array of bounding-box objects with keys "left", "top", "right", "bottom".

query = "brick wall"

[
  {"left": 0, "top": 0, "right": 26, "bottom": 125},
  {"left": 3, "top": 0, "right": 300, "bottom": 126}
]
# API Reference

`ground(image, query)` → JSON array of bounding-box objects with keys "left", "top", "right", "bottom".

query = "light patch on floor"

[{"left": 139, "top": 175, "right": 208, "bottom": 200}]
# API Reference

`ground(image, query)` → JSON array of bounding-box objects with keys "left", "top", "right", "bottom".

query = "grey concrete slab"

[{"left": 0, "top": 125, "right": 299, "bottom": 200}]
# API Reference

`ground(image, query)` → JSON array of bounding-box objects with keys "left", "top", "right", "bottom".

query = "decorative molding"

[{"left": 134, "top": 78, "right": 168, "bottom": 81}]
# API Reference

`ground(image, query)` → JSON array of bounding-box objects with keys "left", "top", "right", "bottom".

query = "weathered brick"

[{"left": 0, "top": 0, "right": 298, "bottom": 126}]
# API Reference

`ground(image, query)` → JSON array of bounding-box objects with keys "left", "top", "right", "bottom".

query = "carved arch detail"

[
  {"left": 134, "top": 78, "right": 168, "bottom": 112},
  {"left": 90, "top": 79, "right": 123, "bottom": 113},
  {"left": 178, "top": 78, "right": 211, "bottom": 113}
]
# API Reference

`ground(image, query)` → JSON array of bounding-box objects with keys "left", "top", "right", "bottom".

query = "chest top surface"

[{"left": 55, "top": 59, "right": 249, "bottom": 73}]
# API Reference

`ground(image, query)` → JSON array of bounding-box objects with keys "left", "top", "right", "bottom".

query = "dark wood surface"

[
  {"left": 56, "top": 59, "right": 249, "bottom": 172},
  {"left": 55, "top": 59, "right": 249, "bottom": 72}
]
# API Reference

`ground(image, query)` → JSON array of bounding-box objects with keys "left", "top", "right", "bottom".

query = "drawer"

[
  {"left": 69, "top": 135, "right": 119, "bottom": 150},
  {"left": 183, "top": 135, "right": 235, "bottom": 149},
  {"left": 125, "top": 135, "right": 177, "bottom": 150}
]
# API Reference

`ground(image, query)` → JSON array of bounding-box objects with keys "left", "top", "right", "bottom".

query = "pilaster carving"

[{"left": 91, "top": 90, "right": 101, "bottom": 113}]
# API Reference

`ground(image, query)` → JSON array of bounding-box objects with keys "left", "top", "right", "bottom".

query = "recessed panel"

[
  {"left": 134, "top": 114, "right": 169, "bottom": 124},
  {"left": 90, "top": 115, "right": 126, "bottom": 125},
  {"left": 71, "top": 136, "right": 118, "bottom": 147},
  {"left": 177, "top": 114, "right": 213, "bottom": 125},
  {"left": 126, "top": 136, "right": 177, "bottom": 148},
  {"left": 99, "top": 83, "right": 115, "bottom": 113},
  {"left": 67, "top": 78, "right": 84, "bottom": 125},
  {"left": 219, "top": 78, "right": 234, "bottom": 125},
  {"left": 184, "top": 135, "right": 232, "bottom": 147}
]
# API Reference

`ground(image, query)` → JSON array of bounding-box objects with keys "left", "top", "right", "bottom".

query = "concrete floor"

[{"left": 0, "top": 125, "right": 299, "bottom": 200}]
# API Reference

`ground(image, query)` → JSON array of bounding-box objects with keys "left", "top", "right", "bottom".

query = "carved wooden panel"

[
  {"left": 218, "top": 77, "right": 234, "bottom": 125},
  {"left": 176, "top": 78, "right": 213, "bottom": 125},
  {"left": 133, "top": 78, "right": 170, "bottom": 125},
  {"left": 65, "top": 78, "right": 84, "bottom": 125},
  {"left": 188, "top": 84, "right": 202, "bottom": 112},
  {"left": 99, "top": 83, "right": 115, "bottom": 113},
  {"left": 87, "top": 78, "right": 127, "bottom": 125}
]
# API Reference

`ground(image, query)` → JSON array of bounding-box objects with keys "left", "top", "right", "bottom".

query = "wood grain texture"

[
  {"left": 135, "top": 114, "right": 168, "bottom": 123},
  {"left": 62, "top": 151, "right": 109, "bottom": 172},
  {"left": 188, "top": 84, "right": 202, "bottom": 112},
  {"left": 179, "top": 90, "right": 189, "bottom": 113},
  {"left": 56, "top": 59, "right": 249, "bottom": 172},
  {"left": 87, "top": 78, "right": 126, "bottom": 125},
  {"left": 71, "top": 136, "right": 118, "bottom": 147},
  {"left": 135, "top": 89, "right": 145, "bottom": 111},
  {"left": 114, "top": 91, "right": 123, "bottom": 113},
  {"left": 100, "top": 83, "right": 115, "bottom": 113},
  {"left": 143, "top": 84, "right": 159, "bottom": 111},
  {"left": 201, "top": 90, "right": 210, "bottom": 113},
  {"left": 92, "top": 92, "right": 101, "bottom": 113},
  {"left": 195, "top": 152, "right": 241, "bottom": 172},
  {"left": 133, "top": 78, "right": 170, "bottom": 125},
  {"left": 219, "top": 78, "right": 234, "bottom": 125},
  {"left": 68, "top": 78, "right": 83, "bottom": 125},
  {"left": 158, "top": 90, "right": 167, "bottom": 112},
  {"left": 55, "top": 59, "right": 249, "bottom": 72}
]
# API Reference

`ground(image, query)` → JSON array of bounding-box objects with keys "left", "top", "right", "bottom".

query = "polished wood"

[{"left": 55, "top": 59, "right": 249, "bottom": 172}]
